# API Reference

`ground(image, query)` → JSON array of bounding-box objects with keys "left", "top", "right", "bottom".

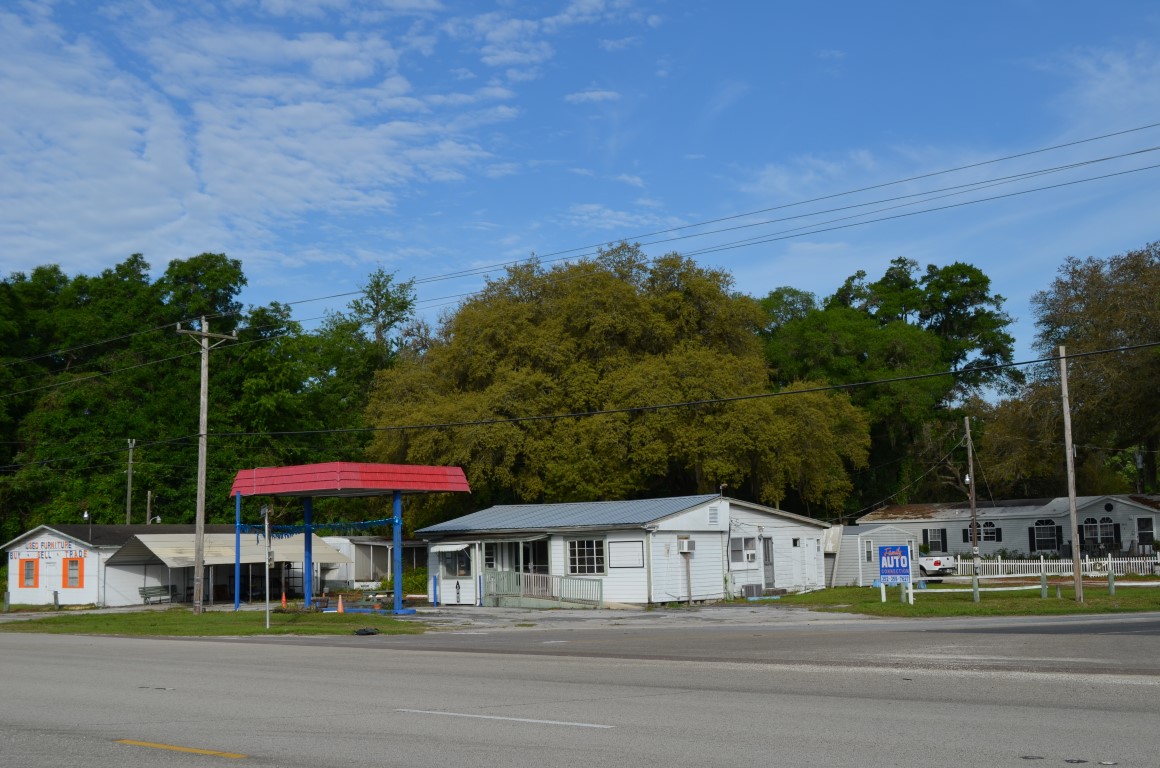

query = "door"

[
  {"left": 762, "top": 538, "right": 775, "bottom": 589},
  {"left": 802, "top": 538, "right": 820, "bottom": 587}
]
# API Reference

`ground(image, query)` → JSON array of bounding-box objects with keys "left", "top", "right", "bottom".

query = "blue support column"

[
  {"left": 304, "top": 497, "right": 313, "bottom": 608},
  {"left": 393, "top": 491, "right": 403, "bottom": 613},
  {"left": 234, "top": 492, "right": 242, "bottom": 611}
]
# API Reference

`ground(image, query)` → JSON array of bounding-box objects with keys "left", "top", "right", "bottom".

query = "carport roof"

[
  {"left": 105, "top": 533, "right": 352, "bottom": 568},
  {"left": 229, "top": 462, "right": 470, "bottom": 498}
]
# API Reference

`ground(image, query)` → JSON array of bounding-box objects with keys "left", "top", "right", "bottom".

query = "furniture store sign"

[
  {"left": 9, "top": 539, "right": 88, "bottom": 561},
  {"left": 878, "top": 545, "right": 911, "bottom": 584}
]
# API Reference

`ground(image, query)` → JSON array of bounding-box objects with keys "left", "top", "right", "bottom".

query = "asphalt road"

[{"left": 2, "top": 606, "right": 1158, "bottom": 767}]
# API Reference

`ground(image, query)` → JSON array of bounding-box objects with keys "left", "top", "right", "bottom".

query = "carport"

[{"left": 229, "top": 462, "right": 471, "bottom": 614}]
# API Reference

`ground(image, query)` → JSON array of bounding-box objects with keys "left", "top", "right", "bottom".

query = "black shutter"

[
  {"left": 995, "top": 527, "right": 1002, "bottom": 543},
  {"left": 1028, "top": 527, "right": 1036, "bottom": 553},
  {"left": 1113, "top": 524, "right": 1122, "bottom": 547},
  {"left": 922, "top": 529, "right": 929, "bottom": 548},
  {"left": 1056, "top": 526, "right": 1064, "bottom": 549},
  {"left": 963, "top": 528, "right": 970, "bottom": 543},
  {"left": 940, "top": 529, "right": 948, "bottom": 553},
  {"left": 1078, "top": 525, "right": 1085, "bottom": 544}
]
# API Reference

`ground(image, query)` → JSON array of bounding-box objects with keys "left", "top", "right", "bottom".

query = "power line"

[{"left": 8, "top": 121, "right": 1159, "bottom": 369}]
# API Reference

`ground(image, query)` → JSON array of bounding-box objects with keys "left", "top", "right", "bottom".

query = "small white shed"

[
  {"left": 828, "top": 524, "right": 920, "bottom": 587},
  {"left": 417, "top": 495, "right": 828, "bottom": 607}
]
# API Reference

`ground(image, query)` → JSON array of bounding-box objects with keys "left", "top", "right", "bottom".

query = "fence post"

[
  {"left": 1041, "top": 572, "right": 1048, "bottom": 599},
  {"left": 1107, "top": 553, "right": 1115, "bottom": 596},
  {"left": 971, "top": 573, "right": 980, "bottom": 603},
  {"left": 997, "top": 555, "right": 1003, "bottom": 576}
]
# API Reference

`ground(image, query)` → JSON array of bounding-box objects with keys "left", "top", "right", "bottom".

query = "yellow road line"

[{"left": 116, "top": 739, "right": 247, "bottom": 759}]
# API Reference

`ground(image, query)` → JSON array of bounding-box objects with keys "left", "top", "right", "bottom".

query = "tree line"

[{"left": 1, "top": 242, "right": 1156, "bottom": 541}]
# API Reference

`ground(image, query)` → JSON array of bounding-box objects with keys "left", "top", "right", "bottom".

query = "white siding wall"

[
  {"left": 831, "top": 527, "right": 919, "bottom": 586},
  {"left": 726, "top": 504, "right": 826, "bottom": 592},
  {"left": 5, "top": 534, "right": 102, "bottom": 606},
  {"left": 648, "top": 532, "right": 725, "bottom": 602}
]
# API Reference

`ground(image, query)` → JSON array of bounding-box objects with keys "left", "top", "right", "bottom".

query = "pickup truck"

[{"left": 918, "top": 554, "right": 957, "bottom": 578}]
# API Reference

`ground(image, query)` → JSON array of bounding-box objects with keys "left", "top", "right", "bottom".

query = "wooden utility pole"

[
  {"left": 1059, "top": 345, "right": 1083, "bottom": 602},
  {"left": 178, "top": 317, "right": 236, "bottom": 614},
  {"left": 965, "top": 417, "right": 979, "bottom": 576},
  {"left": 125, "top": 438, "right": 135, "bottom": 524}
]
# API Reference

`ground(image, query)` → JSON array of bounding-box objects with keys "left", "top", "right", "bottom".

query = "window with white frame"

[
  {"left": 1034, "top": 519, "right": 1058, "bottom": 551},
  {"left": 925, "top": 528, "right": 946, "bottom": 553},
  {"left": 1099, "top": 516, "right": 1115, "bottom": 542},
  {"left": 982, "top": 521, "right": 999, "bottom": 541},
  {"left": 865, "top": 540, "right": 873, "bottom": 563},
  {"left": 20, "top": 558, "right": 38, "bottom": 588},
  {"left": 730, "top": 537, "right": 757, "bottom": 563},
  {"left": 568, "top": 539, "right": 605, "bottom": 575},
  {"left": 483, "top": 543, "right": 497, "bottom": 570}
]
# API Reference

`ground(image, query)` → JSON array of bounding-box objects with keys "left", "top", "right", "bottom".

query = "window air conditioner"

[{"left": 678, "top": 539, "right": 695, "bottom": 553}]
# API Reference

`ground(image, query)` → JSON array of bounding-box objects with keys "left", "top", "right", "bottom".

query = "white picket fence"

[{"left": 954, "top": 554, "right": 1160, "bottom": 577}]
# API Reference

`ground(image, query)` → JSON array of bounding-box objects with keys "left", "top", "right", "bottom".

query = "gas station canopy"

[{"left": 229, "top": 461, "right": 471, "bottom": 498}]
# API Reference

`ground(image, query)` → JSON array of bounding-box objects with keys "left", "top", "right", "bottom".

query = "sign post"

[{"left": 878, "top": 545, "right": 913, "bottom": 605}]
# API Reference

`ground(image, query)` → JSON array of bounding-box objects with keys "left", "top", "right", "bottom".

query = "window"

[
  {"left": 1099, "top": 516, "right": 1115, "bottom": 542},
  {"left": 440, "top": 549, "right": 471, "bottom": 579},
  {"left": 966, "top": 521, "right": 1002, "bottom": 543},
  {"left": 730, "top": 537, "right": 757, "bottom": 563},
  {"left": 483, "top": 543, "right": 496, "bottom": 570},
  {"left": 865, "top": 540, "right": 873, "bottom": 563},
  {"left": 63, "top": 558, "right": 84, "bottom": 588},
  {"left": 1138, "top": 518, "right": 1154, "bottom": 547},
  {"left": 924, "top": 528, "right": 946, "bottom": 553},
  {"left": 792, "top": 538, "right": 801, "bottom": 548},
  {"left": 568, "top": 539, "right": 605, "bottom": 575},
  {"left": 20, "top": 558, "right": 39, "bottom": 588},
  {"left": 1083, "top": 517, "right": 1100, "bottom": 542},
  {"left": 1033, "top": 519, "right": 1058, "bottom": 551}
]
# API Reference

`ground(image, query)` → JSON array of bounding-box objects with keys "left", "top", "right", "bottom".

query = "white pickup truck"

[{"left": 918, "top": 554, "right": 957, "bottom": 578}]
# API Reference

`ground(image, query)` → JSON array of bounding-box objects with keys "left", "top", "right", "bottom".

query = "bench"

[{"left": 139, "top": 585, "right": 174, "bottom": 604}]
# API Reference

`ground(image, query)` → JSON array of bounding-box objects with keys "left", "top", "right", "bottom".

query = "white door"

[{"left": 762, "top": 538, "right": 775, "bottom": 589}]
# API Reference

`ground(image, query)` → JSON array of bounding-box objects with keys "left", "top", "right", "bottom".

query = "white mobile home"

[
  {"left": 416, "top": 495, "right": 828, "bottom": 607},
  {"left": 857, "top": 494, "right": 1159, "bottom": 559}
]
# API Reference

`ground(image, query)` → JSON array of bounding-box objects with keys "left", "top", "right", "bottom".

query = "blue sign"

[{"left": 878, "top": 545, "right": 911, "bottom": 584}]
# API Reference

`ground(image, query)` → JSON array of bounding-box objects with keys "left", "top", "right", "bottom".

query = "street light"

[
  {"left": 147, "top": 516, "right": 161, "bottom": 524},
  {"left": 83, "top": 510, "right": 91, "bottom": 542}
]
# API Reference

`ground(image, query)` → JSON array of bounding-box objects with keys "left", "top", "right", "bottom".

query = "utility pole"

[
  {"left": 1059, "top": 345, "right": 1083, "bottom": 603},
  {"left": 125, "top": 438, "right": 135, "bottom": 524},
  {"left": 178, "top": 316, "right": 236, "bottom": 615},
  {"left": 965, "top": 416, "right": 979, "bottom": 577}
]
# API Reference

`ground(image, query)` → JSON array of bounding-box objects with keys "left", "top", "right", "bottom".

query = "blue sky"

[{"left": 2, "top": 1, "right": 1159, "bottom": 361}]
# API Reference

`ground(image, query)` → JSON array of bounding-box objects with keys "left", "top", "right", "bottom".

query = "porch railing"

[{"left": 482, "top": 569, "right": 603, "bottom": 609}]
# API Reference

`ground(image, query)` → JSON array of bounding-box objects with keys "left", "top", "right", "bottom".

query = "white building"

[
  {"left": 4, "top": 524, "right": 349, "bottom": 608},
  {"left": 416, "top": 494, "right": 828, "bottom": 607}
]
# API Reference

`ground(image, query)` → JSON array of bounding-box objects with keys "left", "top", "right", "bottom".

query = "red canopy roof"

[{"left": 229, "top": 462, "right": 471, "bottom": 498}]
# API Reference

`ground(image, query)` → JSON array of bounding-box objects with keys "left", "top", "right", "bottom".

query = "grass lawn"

[
  {"left": 0, "top": 606, "right": 426, "bottom": 637},
  {"left": 776, "top": 583, "right": 1160, "bottom": 617}
]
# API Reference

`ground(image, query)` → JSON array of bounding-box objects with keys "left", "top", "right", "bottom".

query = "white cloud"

[
  {"left": 616, "top": 173, "right": 644, "bottom": 187},
  {"left": 565, "top": 89, "right": 621, "bottom": 104},
  {"left": 599, "top": 36, "right": 639, "bottom": 52},
  {"left": 562, "top": 203, "right": 680, "bottom": 231}
]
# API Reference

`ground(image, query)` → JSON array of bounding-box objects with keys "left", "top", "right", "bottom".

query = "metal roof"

[
  {"left": 104, "top": 533, "right": 352, "bottom": 568},
  {"left": 2, "top": 524, "right": 237, "bottom": 550},
  {"left": 229, "top": 462, "right": 471, "bottom": 498},
  {"left": 418, "top": 494, "right": 722, "bottom": 535}
]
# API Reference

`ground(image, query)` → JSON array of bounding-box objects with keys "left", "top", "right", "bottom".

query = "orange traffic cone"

[
  {"left": 281, "top": 591, "right": 287, "bottom": 608},
  {"left": 337, "top": 594, "right": 345, "bottom": 614}
]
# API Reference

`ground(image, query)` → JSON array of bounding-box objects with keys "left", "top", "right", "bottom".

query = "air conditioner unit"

[
  {"left": 678, "top": 539, "right": 695, "bottom": 553},
  {"left": 745, "top": 551, "right": 756, "bottom": 563},
  {"left": 741, "top": 583, "right": 763, "bottom": 598}
]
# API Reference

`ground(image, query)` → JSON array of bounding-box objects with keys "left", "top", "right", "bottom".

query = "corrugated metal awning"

[
  {"left": 429, "top": 542, "right": 471, "bottom": 553},
  {"left": 105, "top": 533, "right": 353, "bottom": 568}
]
